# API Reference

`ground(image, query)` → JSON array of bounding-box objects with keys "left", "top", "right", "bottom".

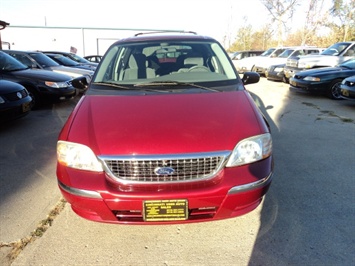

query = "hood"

[
  {"left": 65, "top": 91, "right": 266, "bottom": 155},
  {"left": 7, "top": 68, "right": 72, "bottom": 82},
  {"left": 49, "top": 66, "right": 93, "bottom": 78},
  {"left": 296, "top": 66, "right": 345, "bottom": 76},
  {"left": 0, "top": 80, "right": 25, "bottom": 93}
]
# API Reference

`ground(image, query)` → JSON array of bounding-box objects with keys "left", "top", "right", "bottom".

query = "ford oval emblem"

[
  {"left": 16, "top": 92, "right": 23, "bottom": 99},
  {"left": 154, "top": 167, "right": 175, "bottom": 176}
]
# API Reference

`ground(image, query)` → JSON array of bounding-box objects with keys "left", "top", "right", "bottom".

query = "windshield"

[
  {"left": 50, "top": 54, "right": 79, "bottom": 66},
  {"left": 70, "top": 54, "right": 91, "bottom": 64},
  {"left": 321, "top": 43, "right": 352, "bottom": 56},
  {"left": 30, "top": 53, "right": 60, "bottom": 67},
  {"left": 93, "top": 40, "right": 238, "bottom": 85},
  {"left": 339, "top": 59, "right": 355, "bottom": 69},
  {"left": 0, "top": 51, "right": 28, "bottom": 71},
  {"left": 261, "top": 48, "right": 276, "bottom": 57},
  {"left": 278, "top": 49, "right": 295, "bottom": 58}
]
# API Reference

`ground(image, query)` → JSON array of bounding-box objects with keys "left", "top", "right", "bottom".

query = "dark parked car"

[
  {"left": 44, "top": 51, "right": 98, "bottom": 68},
  {"left": 289, "top": 59, "right": 355, "bottom": 99},
  {"left": 266, "top": 63, "right": 287, "bottom": 83},
  {"left": 340, "top": 75, "right": 355, "bottom": 100},
  {"left": 0, "top": 51, "right": 76, "bottom": 109},
  {"left": 0, "top": 80, "right": 32, "bottom": 122},
  {"left": 3, "top": 50, "right": 94, "bottom": 82},
  {"left": 45, "top": 53, "right": 96, "bottom": 71},
  {"left": 84, "top": 55, "right": 102, "bottom": 63},
  {"left": 56, "top": 31, "right": 273, "bottom": 225}
]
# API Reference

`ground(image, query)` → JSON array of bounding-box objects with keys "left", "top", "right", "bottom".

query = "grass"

[{"left": 0, "top": 198, "right": 67, "bottom": 264}]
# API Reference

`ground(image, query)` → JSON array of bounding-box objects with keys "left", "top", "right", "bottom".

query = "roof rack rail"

[{"left": 134, "top": 30, "right": 197, "bottom": 36}]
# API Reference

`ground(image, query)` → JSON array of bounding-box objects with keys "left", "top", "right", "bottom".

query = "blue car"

[
  {"left": 340, "top": 75, "right": 355, "bottom": 100},
  {"left": 289, "top": 59, "right": 355, "bottom": 99}
]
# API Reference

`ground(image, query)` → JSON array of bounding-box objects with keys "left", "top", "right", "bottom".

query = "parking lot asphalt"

[{"left": 1, "top": 78, "right": 354, "bottom": 265}]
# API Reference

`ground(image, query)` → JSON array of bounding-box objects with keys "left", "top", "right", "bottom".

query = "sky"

[
  {"left": 0, "top": 0, "right": 270, "bottom": 41},
  {"left": 0, "top": 0, "right": 334, "bottom": 55}
]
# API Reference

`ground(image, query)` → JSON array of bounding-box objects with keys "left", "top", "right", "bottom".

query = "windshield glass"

[
  {"left": 339, "top": 59, "right": 355, "bottom": 68},
  {"left": 0, "top": 51, "right": 28, "bottom": 71},
  {"left": 50, "top": 54, "right": 79, "bottom": 66},
  {"left": 278, "top": 49, "right": 295, "bottom": 58},
  {"left": 71, "top": 54, "right": 90, "bottom": 63},
  {"left": 93, "top": 40, "right": 237, "bottom": 85},
  {"left": 321, "top": 43, "right": 352, "bottom": 56},
  {"left": 261, "top": 48, "right": 276, "bottom": 56},
  {"left": 30, "top": 53, "right": 60, "bottom": 67}
]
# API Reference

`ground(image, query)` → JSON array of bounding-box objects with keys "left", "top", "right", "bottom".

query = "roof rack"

[{"left": 134, "top": 30, "right": 197, "bottom": 37}]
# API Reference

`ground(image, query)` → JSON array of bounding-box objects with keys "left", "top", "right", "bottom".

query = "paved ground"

[{"left": 1, "top": 78, "right": 354, "bottom": 265}]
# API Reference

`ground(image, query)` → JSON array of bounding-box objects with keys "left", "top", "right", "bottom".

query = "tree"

[
  {"left": 260, "top": 0, "right": 300, "bottom": 46},
  {"left": 329, "top": 0, "right": 355, "bottom": 41},
  {"left": 298, "top": 0, "right": 329, "bottom": 45}
]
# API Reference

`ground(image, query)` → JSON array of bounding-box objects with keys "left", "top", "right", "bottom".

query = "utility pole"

[{"left": 0, "top": 20, "right": 10, "bottom": 50}]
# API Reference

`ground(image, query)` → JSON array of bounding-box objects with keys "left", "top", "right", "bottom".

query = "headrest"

[
  {"left": 129, "top": 53, "right": 147, "bottom": 68},
  {"left": 184, "top": 57, "right": 204, "bottom": 66}
]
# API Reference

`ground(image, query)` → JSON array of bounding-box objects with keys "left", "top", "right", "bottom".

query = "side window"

[{"left": 344, "top": 46, "right": 355, "bottom": 56}]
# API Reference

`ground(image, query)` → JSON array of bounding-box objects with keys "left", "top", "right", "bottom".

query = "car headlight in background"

[
  {"left": 57, "top": 141, "right": 103, "bottom": 172},
  {"left": 45, "top": 81, "right": 70, "bottom": 88},
  {"left": 303, "top": 76, "right": 321, "bottom": 81},
  {"left": 226, "top": 133, "right": 272, "bottom": 167}
]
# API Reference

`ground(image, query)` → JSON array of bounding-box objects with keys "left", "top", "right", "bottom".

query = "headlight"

[
  {"left": 303, "top": 76, "right": 321, "bottom": 81},
  {"left": 57, "top": 141, "right": 103, "bottom": 172},
  {"left": 226, "top": 133, "right": 272, "bottom": 167},
  {"left": 45, "top": 81, "right": 69, "bottom": 88},
  {"left": 0, "top": 96, "right": 5, "bottom": 104}
]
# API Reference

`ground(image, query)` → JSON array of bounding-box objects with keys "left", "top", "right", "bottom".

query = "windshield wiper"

[
  {"left": 93, "top": 82, "right": 170, "bottom": 93},
  {"left": 134, "top": 81, "right": 220, "bottom": 92},
  {"left": 92, "top": 82, "right": 132, "bottom": 90}
]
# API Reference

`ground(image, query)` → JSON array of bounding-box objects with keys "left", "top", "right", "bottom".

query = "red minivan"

[{"left": 56, "top": 31, "right": 273, "bottom": 224}]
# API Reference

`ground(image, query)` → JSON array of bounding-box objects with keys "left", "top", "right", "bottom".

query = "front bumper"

[
  {"left": 340, "top": 86, "right": 355, "bottom": 100},
  {"left": 57, "top": 158, "right": 273, "bottom": 224},
  {"left": 289, "top": 78, "right": 330, "bottom": 94}
]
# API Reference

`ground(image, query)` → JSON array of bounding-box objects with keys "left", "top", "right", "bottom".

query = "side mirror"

[
  {"left": 242, "top": 71, "right": 260, "bottom": 85},
  {"left": 72, "top": 76, "right": 89, "bottom": 90}
]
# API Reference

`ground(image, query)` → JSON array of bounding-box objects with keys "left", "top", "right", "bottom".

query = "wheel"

[
  {"left": 187, "top": 66, "right": 210, "bottom": 72},
  {"left": 282, "top": 75, "right": 289, "bottom": 83},
  {"left": 327, "top": 79, "right": 343, "bottom": 100},
  {"left": 27, "top": 88, "right": 42, "bottom": 109}
]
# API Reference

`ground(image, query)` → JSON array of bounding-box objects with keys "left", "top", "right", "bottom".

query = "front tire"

[
  {"left": 27, "top": 88, "right": 42, "bottom": 109},
  {"left": 327, "top": 79, "right": 343, "bottom": 100}
]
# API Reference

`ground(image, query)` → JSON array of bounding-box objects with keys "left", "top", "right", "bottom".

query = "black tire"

[
  {"left": 282, "top": 75, "right": 289, "bottom": 84},
  {"left": 327, "top": 79, "right": 343, "bottom": 100},
  {"left": 27, "top": 88, "right": 42, "bottom": 109}
]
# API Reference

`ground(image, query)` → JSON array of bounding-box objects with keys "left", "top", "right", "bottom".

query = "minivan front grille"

[{"left": 101, "top": 151, "right": 229, "bottom": 183}]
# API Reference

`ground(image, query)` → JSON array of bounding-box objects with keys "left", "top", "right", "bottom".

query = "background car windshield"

[
  {"left": 94, "top": 40, "right": 237, "bottom": 84},
  {"left": 260, "top": 48, "right": 276, "bottom": 56},
  {"left": 321, "top": 43, "right": 350, "bottom": 56},
  {"left": 30, "top": 53, "right": 60, "bottom": 67},
  {"left": 339, "top": 59, "right": 355, "bottom": 68},
  {"left": 51, "top": 55, "right": 79, "bottom": 66},
  {"left": 0, "top": 51, "right": 28, "bottom": 71}
]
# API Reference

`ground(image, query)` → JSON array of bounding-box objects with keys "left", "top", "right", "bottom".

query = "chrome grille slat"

[{"left": 100, "top": 152, "right": 229, "bottom": 183}]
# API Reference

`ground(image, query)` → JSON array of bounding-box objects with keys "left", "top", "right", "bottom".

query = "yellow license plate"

[
  {"left": 22, "top": 102, "right": 31, "bottom": 112},
  {"left": 341, "top": 89, "right": 349, "bottom": 97},
  {"left": 143, "top": 199, "right": 188, "bottom": 222}
]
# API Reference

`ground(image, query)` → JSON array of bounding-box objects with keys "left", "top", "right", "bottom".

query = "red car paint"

[{"left": 56, "top": 32, "right": 273, "bottom": 224}]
